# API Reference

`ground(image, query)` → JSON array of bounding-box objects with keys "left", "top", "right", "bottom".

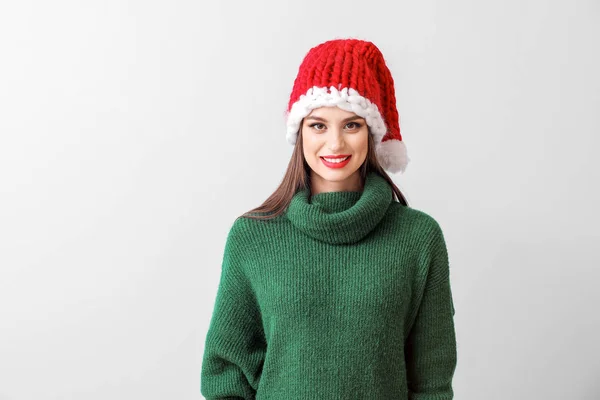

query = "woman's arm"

[
  {"left": 201, "top": 220, "right": 266, "bottom": 400},
  {"left": 404, "top": 219, "right": 458, "bottom": 400}
]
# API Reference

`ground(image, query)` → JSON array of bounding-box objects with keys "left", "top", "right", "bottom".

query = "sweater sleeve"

[
  {"left": 404, "top": 220, "right": 457, "bottom": 400},
  {"left": 201, "top": 220, "right": 267, "bottom": 400}
]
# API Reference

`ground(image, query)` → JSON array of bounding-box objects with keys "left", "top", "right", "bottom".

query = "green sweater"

[{"left": 201, "top": 171, "right": 457, "bottom": 399}]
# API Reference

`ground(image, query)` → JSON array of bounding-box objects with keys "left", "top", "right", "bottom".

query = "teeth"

[{"left": 323, "top": 156, "right": 349, "bottom": 163}]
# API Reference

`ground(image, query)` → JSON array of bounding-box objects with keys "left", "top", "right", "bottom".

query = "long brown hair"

[{"left": 240, "top": 123, "right": 409, "bottom": 220}]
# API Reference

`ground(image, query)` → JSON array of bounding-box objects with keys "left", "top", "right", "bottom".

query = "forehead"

[{"left": 306, "top": 106, "right": 360, "bottom": 119}]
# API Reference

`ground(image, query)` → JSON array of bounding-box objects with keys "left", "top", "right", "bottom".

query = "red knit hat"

[{"left": 285, "top": 38, "right": 410, "bottom": 174}]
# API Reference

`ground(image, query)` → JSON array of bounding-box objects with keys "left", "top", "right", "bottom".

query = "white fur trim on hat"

[
  {"left": 286, "top": 86, "right": 387, "bottom": 145},
  {"left": 285, "top": 85, "right": 409, "bottom": 173}
]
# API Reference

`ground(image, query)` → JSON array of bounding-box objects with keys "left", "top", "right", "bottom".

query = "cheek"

[
  {"left": 301, "top": 137, "right": 317, "bottom": 159},
  {"left": 302, "top": 133, "right": 321, "bottom": 153},
  {"left": 353, "top": 131, "right": 369, "bottom": 154}
]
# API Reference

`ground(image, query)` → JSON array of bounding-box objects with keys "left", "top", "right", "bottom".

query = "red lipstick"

[{"left": 320, "top": 154, "right": 352, "bottom": 169}]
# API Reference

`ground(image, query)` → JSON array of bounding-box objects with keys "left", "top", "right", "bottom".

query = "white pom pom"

[{"left": 376, "top": 139, "right": 410, "bottom": 174}]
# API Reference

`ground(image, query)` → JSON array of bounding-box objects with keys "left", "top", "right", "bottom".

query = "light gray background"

[{"left": 1, "top": 0, "right": 598, "bottom": 399}]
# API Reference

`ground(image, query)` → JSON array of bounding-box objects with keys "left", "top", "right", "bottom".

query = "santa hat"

[{"left": 285, "top": 38, "right": 410, "bottom": 174}]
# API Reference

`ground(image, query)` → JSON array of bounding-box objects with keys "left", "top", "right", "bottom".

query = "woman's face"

[{"left": 301, "top": 106, "right": 369, "bottom": 192}]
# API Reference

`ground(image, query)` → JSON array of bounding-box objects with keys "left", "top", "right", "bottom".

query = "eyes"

[{"left": 308, "top": 122, "right": 363, "bottom": 131}]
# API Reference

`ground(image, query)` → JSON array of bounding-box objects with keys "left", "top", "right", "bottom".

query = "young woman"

[{"left": 201, "top": 38, "right": 457, "bottom": 399}]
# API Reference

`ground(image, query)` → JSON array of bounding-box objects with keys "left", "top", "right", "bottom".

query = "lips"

[{"left": 320, "top": 155, "right": 352, "bottom": 168}]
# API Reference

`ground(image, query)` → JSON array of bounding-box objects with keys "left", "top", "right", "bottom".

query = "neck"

[
  {"left": 286, "top": 171, "right": 393, "bottom": 245},
  {"left": 309, "top": 170, "right": 364, "bottom": 195}
]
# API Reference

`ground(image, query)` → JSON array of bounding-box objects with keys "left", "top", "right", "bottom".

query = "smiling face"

[{"left": 301, "top": 106, "right": 369, "bottom": 194}]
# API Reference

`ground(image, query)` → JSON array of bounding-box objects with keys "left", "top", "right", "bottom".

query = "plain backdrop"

[{"left": 1, "top": 0, "right": 599, "bottom": 399}]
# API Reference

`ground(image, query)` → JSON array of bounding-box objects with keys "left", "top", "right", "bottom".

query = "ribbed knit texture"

[{"left": 201, "top": 172, "right": 457, "bottom": 400}]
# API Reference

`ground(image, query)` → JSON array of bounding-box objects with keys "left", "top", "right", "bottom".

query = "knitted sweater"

[{"left": 200, "top": 171, "right": 457, "bottom": 400}]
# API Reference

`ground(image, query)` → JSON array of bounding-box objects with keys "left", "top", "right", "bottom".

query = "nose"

[{"left": 327, "top": 127, "right": 344, "bottom": 151}]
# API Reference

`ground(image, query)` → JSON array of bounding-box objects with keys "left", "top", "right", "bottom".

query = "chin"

[{"left": 313, "top": 165, "right": 360, "bottom": 182}]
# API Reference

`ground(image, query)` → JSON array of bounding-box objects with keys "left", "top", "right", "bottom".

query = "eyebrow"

[{"left": 305, "top": 115, "right": 363, "bottom": 123}]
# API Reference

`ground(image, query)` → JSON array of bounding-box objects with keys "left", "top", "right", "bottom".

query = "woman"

[{"left": 201, "top": 38, "right": 457, "bottom": 399}]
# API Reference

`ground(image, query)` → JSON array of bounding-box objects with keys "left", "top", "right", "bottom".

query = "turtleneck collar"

[{"left": 285, "top": 171, "right": 394, "bottom": 245}]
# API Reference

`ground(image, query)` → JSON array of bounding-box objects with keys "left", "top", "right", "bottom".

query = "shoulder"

[
  {"left": 385, "top": 202, "right": 448, "bottom": 257},
  {"left": 387, "top": 202, "right": 444, "bottom": 237},
  {"left": 224, "top": 214, "right": 287, "bottom": 252}
]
